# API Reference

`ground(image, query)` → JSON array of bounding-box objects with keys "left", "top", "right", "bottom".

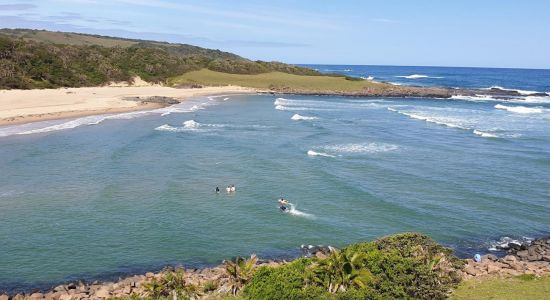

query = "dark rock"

[
  {"left": 67, "top": 283, "right": 77, "bottom": 290},
  {"left": 53, "top": 285, "right": 66, "bottom": 292},
  {"left": 483, "top": 254, "right": 498, "bottom": 261},
  {"left": 508, "top": 242, "right": 522, "bottom": 250}
]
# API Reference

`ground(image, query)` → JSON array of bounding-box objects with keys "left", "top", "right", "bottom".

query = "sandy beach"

[{"left": 0, "top": 84, "right": 254, "bottom": 126}]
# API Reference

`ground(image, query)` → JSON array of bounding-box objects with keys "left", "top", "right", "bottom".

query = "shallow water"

[{"left": 1, "top": 91, "right": 549, "bottom": 292}]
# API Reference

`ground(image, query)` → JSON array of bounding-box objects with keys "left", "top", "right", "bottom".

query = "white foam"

[
  {"left": 360, "top": 76, "right": 375, "bottom": 80},
  {"left": 291, "top": 114, "right": 318, "bottom": 121},
  {"left": 395, "top": 74, "right": 443, "bottom": 79},
  {"left": 451, "top": 94, "right": 550, "bottom": 104},
  {"left": 484, "top": 86, "right": 540, "bottom": 95},
  {"left": 155, "top": 124, "right": 187, "bottom": 132},
  {"left": 307, "top": 150, "right": 336, "bottom": 158},
  {"left": 320, "top": 143, "right": 399, "bottom": 154},
  {"left": 494, "top": 104, "right": 544, "bottom": 114},
  {"left": 387, "top": 107, "right": 470, "bottom": 130},
  {"left": 473, "top": 130, "right": 499, "bottom": 138},
  {"left": 183, "top": 120, "right": 201, "bottom": 128}
]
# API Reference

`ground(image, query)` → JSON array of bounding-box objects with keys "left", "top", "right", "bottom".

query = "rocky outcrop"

[
  {"left": 264, "top": 83, "right": 549, "bottom": 100},
  {"left": 461, "top": 236, "right": 550, "bottom": 279},
  {"left": 0, "top": 260, "right": 284, "bottom": 300},
  {"left": 123, "top": 96, "right": 180, "bottom": 105}
]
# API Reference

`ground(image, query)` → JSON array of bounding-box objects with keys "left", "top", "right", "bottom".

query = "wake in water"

[{"left": 282, "top": 202, "right": 315, "bottom": 219}]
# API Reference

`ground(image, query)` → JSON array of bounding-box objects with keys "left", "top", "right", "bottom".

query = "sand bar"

[{"left": 0, "top": 85, "right": 254, "bottom": 126}]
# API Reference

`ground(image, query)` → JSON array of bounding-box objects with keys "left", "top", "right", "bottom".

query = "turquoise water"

[{"left": 1, "top": 93, "right": 550, "bottom": 292}]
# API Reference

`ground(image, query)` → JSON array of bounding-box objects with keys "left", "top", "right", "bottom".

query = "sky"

[{"left": 0, "top": 0, "right": 549, "bottom": 69}]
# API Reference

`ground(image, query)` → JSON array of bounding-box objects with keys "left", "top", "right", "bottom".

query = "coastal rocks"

[
  {"left": 300, "top": 244, "right": 335, "bottom": 257},
  {"left": 461, "top": 236, "right": 550, "bottom": 279},
  {"left": 0, "top": 295, "right": 8, "bottom": 300},
  {"left": 123, "top": 96, "right": 180, "bottom": 105}
]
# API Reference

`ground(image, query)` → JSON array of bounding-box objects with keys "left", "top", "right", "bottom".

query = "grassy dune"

[
  {"left": 451, "top": 275, "right": 550, "bottom": 299},
  {"left": 169, "top": 69, "right": 387, "bottom": 92}
]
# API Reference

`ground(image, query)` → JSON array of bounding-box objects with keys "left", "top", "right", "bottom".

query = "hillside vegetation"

[{"left": 0, "top": 29, "right": 320, "bottom": 89}]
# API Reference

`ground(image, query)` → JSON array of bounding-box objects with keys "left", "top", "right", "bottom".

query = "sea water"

[{"left": 1, "top": 67, "right": 549, "bottom": 292}]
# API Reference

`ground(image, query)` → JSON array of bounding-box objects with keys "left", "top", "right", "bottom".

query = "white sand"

[{"left": 0, "top": 85, "right": 254, "bottom": 125}]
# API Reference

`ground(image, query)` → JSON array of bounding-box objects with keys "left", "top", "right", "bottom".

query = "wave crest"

[
  {"left": 494, "top": 104, "right": 545, "bottom": 114},
  {"left": 291, "top": 114, "right": 319, "bottom": 121}
]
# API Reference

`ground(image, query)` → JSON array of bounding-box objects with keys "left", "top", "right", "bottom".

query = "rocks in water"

[
  {"left": 300, "top": 244, "right": 335, "bottom": 257},
  {"left": 123, "top": 96, "right": 180, "bottom": 105}
]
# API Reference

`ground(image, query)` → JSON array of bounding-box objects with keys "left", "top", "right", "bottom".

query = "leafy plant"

[
  {"left": 225, "top": 254, "right": 258, "bottom": 295},
  {"left": 307, "top": 249, "right": 373, "bottom": 293},
  {"left": 143, "top": 268, "right": 199, "bottom": 299}
]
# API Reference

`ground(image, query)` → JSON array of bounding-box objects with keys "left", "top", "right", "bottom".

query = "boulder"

[
  {"left": 487, "top": 264, "right": 500, "bottom": 274},
  {"left": 145, "top": 272, "right": 154, "bottom": 279},
  {"left": 509, "top": 242, "right": 522, "bottom": 251},
  {"left": 464, "top": 265, "right": 480, "bottom": 276},
  {"left": 517, "top": 250, "right": 529, "bottom": 259},
  {"left": 67, "top": 283, "right": 77, "bottom": 290},
  {"left": 0, "top": 295, "right": 8, "bottom": 300},
  {"left": 527, "top": 255, "right": 542, "bottom": 261},
  {"left": 315, "top": 252, "right": 327, "bottom": 259},
  {"left": 483, "top": 254, "right": 498, "bottom": 261},
  {"left": 94, "top": 288, "right": 110, "bottom": 299},
  {"left": 53, "top": 285, "right": 67, "bottom": 293},
  {"left": 30, "top": 293, "right": 44, "bottom": 300},
  {"left": 58, "top": 294, "right": 73, "bottom": 300},
  {"left": 503, "top": 255, "right": 518, "bottom": 262},
  {"left": 12, "top": 294, "right": 24, "bottom": 300}
]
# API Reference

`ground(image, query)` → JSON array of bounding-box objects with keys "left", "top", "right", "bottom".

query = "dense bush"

[
  {"left": 244, "top": 259, "right": 331, "bottom": 300},
  {"left": 243, "top": 233, "right": 463, "bottom": 300},
  {"left": 0, "top": 34, "right": 321, "bottom": 89}
]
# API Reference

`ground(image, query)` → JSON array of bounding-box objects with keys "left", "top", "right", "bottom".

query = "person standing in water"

[{"left": 215, "top": 187, "right": 220, "bottom": 193}]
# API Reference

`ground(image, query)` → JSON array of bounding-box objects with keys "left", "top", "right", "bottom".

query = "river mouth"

[{"left": 1, "top": 92, "right": 549, "bottom": 293}]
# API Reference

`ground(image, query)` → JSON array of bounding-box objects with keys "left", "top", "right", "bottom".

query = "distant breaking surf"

[{"left": 395, "top": 74, "right": 444, "bottom": 79}]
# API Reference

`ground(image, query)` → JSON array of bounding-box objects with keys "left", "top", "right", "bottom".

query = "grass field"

[
  {"left": 169, "top": 69, "right": 387, "bottom": 92},
  {"left": 451, "top": 275, "right": 550, "bottom": 300}
]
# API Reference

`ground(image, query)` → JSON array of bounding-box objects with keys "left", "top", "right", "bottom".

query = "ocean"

[{"left": 1, "top": 65, "right": 549, "bottom": 292}]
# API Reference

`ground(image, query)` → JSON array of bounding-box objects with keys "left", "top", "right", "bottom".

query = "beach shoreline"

[{"left": 0, "top": 85, "right": 256, "bottom": 126}]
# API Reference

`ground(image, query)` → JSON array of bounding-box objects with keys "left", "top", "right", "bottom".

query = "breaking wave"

[
  {"left": 155, "top": 120, "right": 272, "bottom": 133},
  {"left": 291, "top": 114, "right": 318, "bottom": 121},
  {"left": 494, "top": 104, "right": 545, "bottom": 114},
  {"left": 395, "top": 74, "right": 444, "bottom": 79},
  {"left": 307, "top": 150, "right": 336, "bottom": 158}
]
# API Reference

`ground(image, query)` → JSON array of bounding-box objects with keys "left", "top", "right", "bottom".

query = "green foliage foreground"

[{"left": 243, "top": 233, "right": 464, "bottom": 300}]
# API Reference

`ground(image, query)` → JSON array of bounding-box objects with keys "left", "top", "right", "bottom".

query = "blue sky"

[{"left": 1, "top": 0, "right": 549, "bottom": 68}]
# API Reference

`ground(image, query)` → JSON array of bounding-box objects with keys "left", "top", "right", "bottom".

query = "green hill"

[{"left": 0, "top": 28, "right": 320, "bottom": 89}]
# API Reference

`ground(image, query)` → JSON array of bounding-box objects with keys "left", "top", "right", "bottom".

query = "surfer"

[
  {"left": 278, "top": 198, "right": 289, "bottom": 211},
  {"left": 215, "top": 187, "right": 220, "bottom": 193},
  {"left": 226, "top": 186, "right": 231, "bottom": 193},
  {"left": 230, "top": 184, "right": 236, "bottom": 192}
]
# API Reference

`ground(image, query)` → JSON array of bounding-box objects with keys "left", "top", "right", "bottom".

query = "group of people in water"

[
  {"left": 215, "top": 184, "right": 236, "bottom": 193},
  {"left": 214, "top": 186, "right": 290, "bottom": 212}
]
